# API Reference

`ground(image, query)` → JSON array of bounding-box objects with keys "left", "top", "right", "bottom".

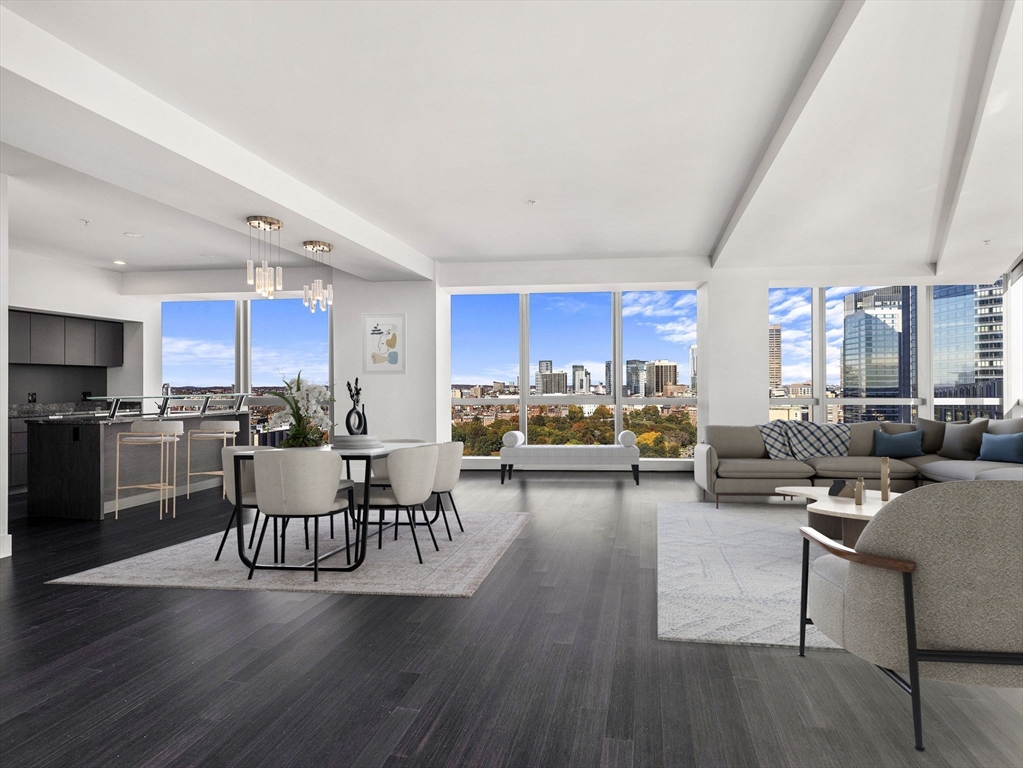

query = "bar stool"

[
  {"left": 115, "top": 420, "right": 184, "bottom": 520},
  {"left": 187, "top": 420, "right": 240, "bottom": 498}
]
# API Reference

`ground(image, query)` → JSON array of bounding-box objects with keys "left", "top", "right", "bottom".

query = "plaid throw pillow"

[
  {"left": 785, "top": 421, "right": 851, "bottom": 461},
  {"left": 758, "top": 421, "right": 794, "bottom": 460}
]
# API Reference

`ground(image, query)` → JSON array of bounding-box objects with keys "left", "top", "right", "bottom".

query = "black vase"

[{"left": 345, "top": 405, "right": 368, "bottom": 435}]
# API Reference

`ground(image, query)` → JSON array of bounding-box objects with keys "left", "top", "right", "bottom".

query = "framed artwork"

[{"left": 363, "top": 314, "right": 406, "bottom": 374}]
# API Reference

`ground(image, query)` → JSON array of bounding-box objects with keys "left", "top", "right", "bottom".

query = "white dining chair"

[
  {"left": 429, "top": 441, "right": 465, "bottom": 540},
  {"left": 368, "top": 439, "right": 427, "bottom": 487},
  {"left": 215, "top": 445, "right": 276, "bottom": 560},
  {"left": 250, "top": 449, "right": 352, "bottom": 581},
  {"left": 356, "top": 444, "right": 439, "bottom": 563}
]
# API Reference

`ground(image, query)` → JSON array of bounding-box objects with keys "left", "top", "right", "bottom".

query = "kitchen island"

[{"left": 27, "top": 411, "right": 251, "bottom": 520}]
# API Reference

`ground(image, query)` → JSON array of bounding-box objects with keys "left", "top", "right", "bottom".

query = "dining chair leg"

[
  {"left": 330, "top": 514, "right": 334, "bottom": 539},
  {"left": 273, "top": 517, "right": 279, "bottom": 563},
  {"left": 248, "top": 516, "right": 270, "bottom": 580},
  {"left": 436, "top": 493, "right": 452, "bottom": 541},
  {"left": 345, "top": 488, "right": 354, "bottom": 564},
  {"left": 406, "top": 508, "right": 423, "bottom": 564},
  {"left": 344, "top": 510, "right": 351, "bottom": 565},
  {"left": 313, "top": 517, "right": 319, "bottom": 582},
  {"left": 214, "top": 506, "right": 237, "bottom": 561},
  {"left": 281, "top": 518, "right": 288, "bottom": 562},
  {"left": 448, "top": 492, "right": 464, "bottom": 531},
  {"left": 378, "top": 510, "right": 384, "bottom": 549},
  {"left": 249, "top": 510, "right": 260, "bottom": 549},
  {"left": 420, "top": 504, "right": 439, "bottom": 551},
  {"left": 395, "top": 510, "right": 400, "bottom": 540},
  {"left": 304, "top": 518, "right": 310, "bottom": 550}
]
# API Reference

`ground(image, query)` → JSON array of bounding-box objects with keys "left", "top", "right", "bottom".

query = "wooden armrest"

[{"left": 800, "top": 527, "right": 916, "bottom": 573}]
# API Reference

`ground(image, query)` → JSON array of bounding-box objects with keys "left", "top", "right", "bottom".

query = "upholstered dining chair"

[
  {"left": 798, "top": 480, "right": 1022, "bottom": 751},
  {"left": 356, "top": 444, "right": 439, "bottom": 563},
  {"left": 250, "top": 449, "right": 352, "bottom": 581},
  {"left": 216, "top": 445, "right": 275, "bottom": 560},
  {"left": 367, "top": 439, "right": 427, "bottom": 487},
  {"left": 430, "top": 441, "right": 465, "bottom": 540}
]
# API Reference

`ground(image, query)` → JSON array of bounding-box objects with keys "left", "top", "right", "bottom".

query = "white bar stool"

[
  {"left": 187, "top": 420, "right": 240, "bottom": 498},
  {"left": 115, "top": 420, "right": 185, "bottom": 520}
]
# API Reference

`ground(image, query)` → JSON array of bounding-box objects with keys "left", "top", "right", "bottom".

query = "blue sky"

[
  {"left": 451, "top": 291, "right": 698, "bottom": 386},
  {"left": 162, "top": 299, "right": 329, "bottom": 389}
]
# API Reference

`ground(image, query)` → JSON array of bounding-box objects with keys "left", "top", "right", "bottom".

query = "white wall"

[
  {"left": 7, "top": 250, "right": 163, "bottom": 396},
  {"left": 332, "top": 271, "right": 442, "bottom": 442},
  {"left": 697, "top": 271, "right": 770, "bottom": 434}
]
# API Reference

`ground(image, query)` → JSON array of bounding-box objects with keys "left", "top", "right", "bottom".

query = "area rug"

[
  {"left": 49, "top": 509, "right": 531, "bottom": 598},
  {"left": 657, "top": 501, "right": 840, "bottom": 650}
]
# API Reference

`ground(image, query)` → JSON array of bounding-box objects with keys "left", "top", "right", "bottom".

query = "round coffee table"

[{"left": 776, "top": 485, "right": 900, "bottom": 547}]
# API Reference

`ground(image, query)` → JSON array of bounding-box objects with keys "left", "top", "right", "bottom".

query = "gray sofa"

[{"left": 694, "top": 418, "right": 1023, "bottom": 506}]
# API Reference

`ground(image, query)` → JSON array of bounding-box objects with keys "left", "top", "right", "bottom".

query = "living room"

[{"left": 1, "top": 1, "right": 1021, "bottom": 766}]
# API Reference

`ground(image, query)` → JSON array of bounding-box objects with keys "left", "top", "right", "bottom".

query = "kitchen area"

[{"left": 8, "top": 309, "right": 249, "bottom": 520}]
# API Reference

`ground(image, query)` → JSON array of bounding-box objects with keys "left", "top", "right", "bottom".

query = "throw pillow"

[
  {"left": 916, "top": 418, "right": 957, "bottom": 455},
  {"left": 938, "top": 420, "right": 989, "bottom": 461},
  {"left": 986, "top": 417, "right": 1023, "bottom": 435},
  {"left": 978, "top": 433, "right": 1023, "bottom": 464},
  {"left": 879, "top": 422, "right": 916, "bottom": 435},
  {"left": 874, "top": 430, "right": 925, "bottom": 459}
]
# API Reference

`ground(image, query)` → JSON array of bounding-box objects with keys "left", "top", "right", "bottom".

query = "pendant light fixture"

[
  {"left": 246, "top": 216, "right": 283, "bottom": 298},
  {"left": 302, "top": 241, "right": 334, "bottom": 313}
]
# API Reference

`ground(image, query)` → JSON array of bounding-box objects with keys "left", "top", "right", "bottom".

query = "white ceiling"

[{"left": 0, "top": 0, "right": 1020, "bottom": 281}]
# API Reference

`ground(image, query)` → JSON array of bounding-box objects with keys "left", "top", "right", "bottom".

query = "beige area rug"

[
  {"left": 49, "top": 509, "right": 532, "bottom": 598},
  {"left": 658, "top": 501, "right": 840, "bottom": 650}
]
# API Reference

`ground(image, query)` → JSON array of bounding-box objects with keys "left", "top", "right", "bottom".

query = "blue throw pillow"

[
  {"left": 978, "top": 432, "right": 1023, "bottom": 464},
  {"left": 873, "top": 429, "right": 924, "bottom": 459}
]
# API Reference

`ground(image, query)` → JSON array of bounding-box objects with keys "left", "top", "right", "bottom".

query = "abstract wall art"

[{"left": 362, "top": 314, "right": 405, "bottom": 374}]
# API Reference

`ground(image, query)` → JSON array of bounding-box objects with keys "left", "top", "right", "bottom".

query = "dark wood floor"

[{"left": 1, "top": 472, "right": 1020, "bottom": 768}]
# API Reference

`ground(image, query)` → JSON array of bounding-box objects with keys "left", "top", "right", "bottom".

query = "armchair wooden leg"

[
  {"left": 631, "top": 464, "right": 639, "bottom": 485},
  {"left": 902, "top": 572, "right": 925, "bottom": 751}
]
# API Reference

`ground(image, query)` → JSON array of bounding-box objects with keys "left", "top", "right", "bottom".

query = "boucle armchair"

[{"left": 799, "top": 480, "right": 1023, "bottom": 751}]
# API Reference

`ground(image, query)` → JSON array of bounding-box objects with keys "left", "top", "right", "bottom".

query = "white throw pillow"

[
  {"left": 618, "top": 430, "right": 637, "bottom": 447},
  {"left": 502, "top": 430, "right": 525, "bottom": 447}
]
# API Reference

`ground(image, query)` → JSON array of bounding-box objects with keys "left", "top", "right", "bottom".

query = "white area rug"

[
  {"left": 657, "top": 501, "right": 840, "bottom": 649},
  {"left": 50, "top": 509, "right": 531, "bottom": 598}
]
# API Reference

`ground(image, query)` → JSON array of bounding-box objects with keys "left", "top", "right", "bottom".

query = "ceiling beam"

[
  {"left": 709, "top": 0, "right": 864, "bottom": 268},
  {"left": 929, "top": 0, "right": 1016, "bottom": 272}
]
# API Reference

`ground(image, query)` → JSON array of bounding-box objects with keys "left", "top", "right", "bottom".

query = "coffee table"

[{"left": 776, "top": 485, "right": 900, "bottom": 547}]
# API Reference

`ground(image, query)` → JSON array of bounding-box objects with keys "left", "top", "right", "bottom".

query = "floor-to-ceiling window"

[
  {"left": 767, "top": 288, "right": 814, "bottom": 421},
  {"left": 450, "top": 294, "right": 520, "bottom": 456},
  {"left": 161, "top": 301, "right": 235, "bottom": 394},
  {"left": 933, "top": 278, "right": 1004, "bottom": 421},
  {"left": 825, "top": 285, "right": 917, "bottom": 423},
  {"left": 528, "top": 292, "right": 614, "bottom": 445},
  {"left": 621, "top": 290, "right": 698, "bottom": 458}
]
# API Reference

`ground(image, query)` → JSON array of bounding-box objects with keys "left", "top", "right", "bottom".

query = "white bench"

[{"left": 499, "top": 431, "right": 641, "bottom": 485}]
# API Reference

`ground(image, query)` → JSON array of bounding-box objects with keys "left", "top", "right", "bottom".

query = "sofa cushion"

[
  {"left": 919, "top": 460, "right": 1022, "bottom": 482},
  {"left": 978, "top": 432, "right": 1023, "bottom": 464},
  {"left": 873, "top": 430, "right": 924, "bottom": 459},
  {"left": 848, "top": 422, "right": 881, "bottom": 456},
  {"left": 716, "top": 458, "right": 815, "bottom": 479},
  {"left": 919, "top": 418, "right": 960, "bottom": 454},
  {"left": 975, "top": 466, "right": 1023, "bottom": 481},
  {"left": 986, "top": 417, "right": 1023, "bottom": 435},
  {"left": 704, "top": 425, "right": 767, "bottom": 459},
  {"left": 804, "top": 456, "right": 918, "bottom": 479},
  {"left": 900, "top": 454, "right": 952, "bottom": 470},
  {"left": 939, "top": 420, "right": 988, "bottom": 460},
  {"left": 879, "top": 422, "right": 916, "bottom": 435}
]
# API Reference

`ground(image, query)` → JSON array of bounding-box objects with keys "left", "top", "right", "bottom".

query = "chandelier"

[
  {"left": 302, "top": 241, "right": 334, "bottom": 313},
  {"left": 246, "top": 216, "right": 283, "bottom": 298}
]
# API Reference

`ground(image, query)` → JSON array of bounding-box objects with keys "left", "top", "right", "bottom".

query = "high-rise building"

[
  {"left": 605, "top": 360, "right": 612, "bottom": 394},
  {"left": 689, "top": 345, "right": 698, "bottom": 394},
  {"left": 572, "top": 365, "right": 590, "bottom": 394},
  {"left": 933, "top": 279, "right": 1004, "bottom": 420},
  {"left": 536, "top": 360, "right": 553, "bottom": 394},
  {"left": 539, "top": 371, "right": 568, "bottom": 395},
  {"left": 645, "top": 360, "right": 678, "bottom": 397},
  {"left": 768, "top": 324, "right": 782, "bottom": 389},
  {"left": 625, "top": 359, "right": 647, "bottom": 397},
  {"left": 841, "top": 286, "right": 916, "bottom": 422}
]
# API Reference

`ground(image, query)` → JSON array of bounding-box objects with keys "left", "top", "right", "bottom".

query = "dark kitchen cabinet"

[
  {"left": 64, "top": 317, "right": 97, "bottom": 366},
  {"left": 95, "top": 321, "right": 123, "bottom": 367},
  {"left": 30, "top": 313, "right": 65, "bottom": 365},
  {"left": 9, "top": 310, "right": 31, "bottom": 364}
]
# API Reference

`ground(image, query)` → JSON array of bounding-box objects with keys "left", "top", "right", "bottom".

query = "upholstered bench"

[{"left": 499, "top": 430, "right": 642, "bottom": 485}]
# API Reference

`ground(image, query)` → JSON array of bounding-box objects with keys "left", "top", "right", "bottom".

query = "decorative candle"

[
  {"left": 880, "top": 456, "right": 890, "bottom": 501},
  {"left": 854, "top": 477, "right": 864, "bottom": 505}
]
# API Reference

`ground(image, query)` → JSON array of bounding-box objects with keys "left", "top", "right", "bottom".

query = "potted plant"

[{"left": 268, "top": 372, "right": 333, "bottom": 448}]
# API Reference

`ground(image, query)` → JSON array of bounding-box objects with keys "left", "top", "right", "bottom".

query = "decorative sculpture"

[{"left": 345, "top": 378, "right": 367, "bottom": 435}]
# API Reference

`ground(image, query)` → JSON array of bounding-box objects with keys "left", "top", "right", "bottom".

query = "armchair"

[{"left": 798, "top": 480, "right": 1022, "bottom": 751}]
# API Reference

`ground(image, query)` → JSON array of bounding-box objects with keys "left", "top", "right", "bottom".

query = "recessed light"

[
  {"left": 112, "top": 260, "right": 127, "bottom": 265},
  {"left": 123, "top": 232, "right": 143, "bottom": 238},
  {"left": 526, "top": 199, "right": 536, "bottom": 205}
]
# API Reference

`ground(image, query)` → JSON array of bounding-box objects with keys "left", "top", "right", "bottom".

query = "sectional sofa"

[{"left": 694, "top": 417, "right": 1023, "bottom": 507}]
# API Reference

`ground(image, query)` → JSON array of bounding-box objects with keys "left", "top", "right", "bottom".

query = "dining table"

[{"left": 230, "top": 441, "right": 421, "bottom": 574}]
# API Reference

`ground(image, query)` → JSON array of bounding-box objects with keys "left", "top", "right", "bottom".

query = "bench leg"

[
  {"left": 500, "top": 464, "right": 506, "bottom": 484},
  {"left": 631, "top": 464, "right": 639, "bottom": 485},
  {"left": 509, "top": 464, "right": 513, "bottom": 477}
]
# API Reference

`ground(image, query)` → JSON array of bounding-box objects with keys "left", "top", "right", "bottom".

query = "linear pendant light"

[
  {"left": 302, "top": 241, "right": 333, "bottom": 313},
  {"left": 246, "top": 216, "right": 283, "bottom": 298}
]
